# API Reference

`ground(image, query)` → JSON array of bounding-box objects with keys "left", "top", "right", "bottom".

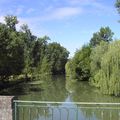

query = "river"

[{"left": 1, "top": 75, "right": 120, "bottom": 120}]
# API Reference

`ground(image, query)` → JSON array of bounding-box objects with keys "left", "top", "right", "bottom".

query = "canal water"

[{"left": 1, "top": 75, "right": 120, "bottom": 120}]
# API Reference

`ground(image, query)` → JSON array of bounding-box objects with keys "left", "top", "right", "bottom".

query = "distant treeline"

[{"left": 0, "top": 15, "right": 69, "bottom": 81}]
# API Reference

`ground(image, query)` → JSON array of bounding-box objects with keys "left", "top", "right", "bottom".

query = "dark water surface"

[{"left": 2, "top": 75, "right": 120, "bottom": 120}]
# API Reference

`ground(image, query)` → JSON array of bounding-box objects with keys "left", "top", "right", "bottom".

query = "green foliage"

[
  {"left": 5, "top": 15, "right": 18, "bottom": 31},
  {"left": 65, "top": 24, "right": 119, "bottom": 96},
  {"left": 65, "top": 59, "right": 77, "bottom": 80},
  {"left": 115, "top": 0, "right": 120, "bottom": 14},
  {"left": 19, "top": 24, "right": 36, "bottom": 76},
  {"left": 90, "top": 41, "right": 120, "bottom": 96},
  {"left": 0, "top": 22, "right": 24, "bottom": 79},
  {"left": 47, "top": 42, "right": 69, "bottom": 74},
  {"left": 90, "top": 27, "right": 114, "bottom": 47},
  {"left": 32, "top": 36, "right": 49, "bottom": 67},
  {"left": 39, "top": 57, "right": 52, "bottom": 75},
  {"left": 33, "top": 42, "right": 69, "bottom": 75},
  {"left": 90, "top": 41, "right": 109, "bottom": 87},
  {"left": 0, "top": 15, "right": 69, "bottom": 81},
  {"left": 65, "top": 45, "right": 91, "bottom": 81},
  {"left": 99, "top": 41, "right": 120, "bottom": 96},
  {"left": 74, "top": 45, "right": 91, "bottom": 81}
]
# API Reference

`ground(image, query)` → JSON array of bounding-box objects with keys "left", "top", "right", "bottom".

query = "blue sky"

[{"left": 0, "top": 0, "right": 119, "bottom": 57}]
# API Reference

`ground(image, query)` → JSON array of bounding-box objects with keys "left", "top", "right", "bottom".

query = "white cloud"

[
  {"left": 68, "top": 0, "right": 115, "bottom": 16},
  {"left": 16, "top": 7, "right": 24, "bottom": 15},
  {"left": 26, "top": 8, "right": 35, "bottom": 14},
  {"left": 43, "top": 7, "right": 83, "bottom": 20},
  {"left": 91, "top": 2, "right": 113, "bottom": 11},
  {"left": 19, "top": 6, "right": 83, "bottom": 23},
  {"left": 90, "top": 2, "right": 115, "bottom": 16},
  {"left": 69, "top": 0, "right": 96, "bottom": 5},
  {"left": 1, "top": 6, "right": 25, "bottom": 16}
]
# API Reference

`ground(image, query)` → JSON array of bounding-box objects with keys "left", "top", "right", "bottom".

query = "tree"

[
  {"left": 65, "top": 45, "right": 91, "bottom": 81},
  {"left": 74, "top": 45, "right": 91, "bottom": 81},
  {"left": 39, "top": 56, "right": 52, "bottom": 75},
  {"left": 98, "top": 41, "right": 120, "bottom": 96},
  {"left": 90, "top": 40, "right": 120, "bottom": 96},
  {"left": 0, "top": 22, "right": 24, "bottom": 80},
  {"left": 20, "top": 24, "right": 37, "bottom": 77},
  {"left": 4, "top": 15, "right": 18, "bottom": 31},
  {"left": 90, "top": 27, "right": 114, "bottom": 47},
  {"left": 65, "top": 59, "right": 77, "bottom": 80},
  {"left": 0, "top": 15, "right": 70, "bottom": 82},
  {"left": 115, "top": 0, "right": 120, "bottom": 14},
  {"left": 20, "top": 24, "right": 37, "bottom": 42},
  {"left": 47, "top": 42, "right": 69, "bottom": 74},
  {"left": 90, "top": 41, "right": 109, "bottom": 87},
  {"left": 32, "top": 40, "right": 69, "bottom": 75},
  {"left": 32, "top": 36, "right": 50, "bottom": 67}
]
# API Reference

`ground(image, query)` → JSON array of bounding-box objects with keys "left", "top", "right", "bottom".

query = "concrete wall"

[{"left": 0, "top": 96, "right": 13, "bottom": 120}]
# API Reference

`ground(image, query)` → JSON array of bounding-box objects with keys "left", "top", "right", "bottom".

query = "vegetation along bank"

[{"left": 0, "top": 0, "right": 120, "bottom": 97}]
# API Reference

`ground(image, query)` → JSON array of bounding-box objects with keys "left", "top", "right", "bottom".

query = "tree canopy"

[
  {"left": 5, "top": 15, "right": 18, "bottom": 31},
  {"left": 90, "top": 27, "right": 114, "bottom": 47},
  {"left": 0, "top": 15, "right": 69, "bottom": 81},
  {"left": 115, "top": 0, "right": 120, "bottom": 14},
  {"left": 65, "top": 45, "right": 91, "bottom": 81}
]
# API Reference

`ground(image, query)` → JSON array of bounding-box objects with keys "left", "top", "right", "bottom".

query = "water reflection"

[
  {"left": 17, "top": 75, "right": 68, "bottom": 102},
  {"left": 2, "top": 75, "right": 119, "bottom": 120},
  {"left": 66, "top": 77, "right": 120, "bottom": 102},
  {"left": 66, "top": 77, "right": 120, "bottom": 120}
]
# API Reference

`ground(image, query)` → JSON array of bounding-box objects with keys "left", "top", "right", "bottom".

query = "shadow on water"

[{"left": 0, "top": 82, "right": 28, "bottom": 96}]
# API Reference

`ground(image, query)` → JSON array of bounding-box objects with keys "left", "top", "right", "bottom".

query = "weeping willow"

[
  {"left": 99, "top": 41, "right": 120, "bottom": 96},
  {"left": 90, "top": 41, "right": 109, "bottom": 87},
  {"left": 91, "top": 40, "right": 120, "bottom": 96}
]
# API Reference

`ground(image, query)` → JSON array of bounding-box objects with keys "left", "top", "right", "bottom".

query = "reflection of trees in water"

[
  {"left": 18, "top": 75, "right": 68, "bottom": 102},
  {"left": 38, "top": 75, "right": 68, "bottom": 102},
  {"left": 66, "top": 77, "right": 120, "bottom": 102},
  {"left": 0, "top": 82, "right": 29, "bottom": 95},
  {"left": 16, "top": 75, "right": 68, "bottom": 120},
  {"left": 66, "top": 77, "right": 120, "bottom": 120}
]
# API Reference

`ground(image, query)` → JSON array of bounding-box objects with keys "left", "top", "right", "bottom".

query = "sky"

[{"left": 0, "top": 0, "right": 120, "bottom": 57}]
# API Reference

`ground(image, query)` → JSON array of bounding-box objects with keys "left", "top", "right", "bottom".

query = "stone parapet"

[{"left": 0, "top": 96, "right": 14, "bottom": 120}]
